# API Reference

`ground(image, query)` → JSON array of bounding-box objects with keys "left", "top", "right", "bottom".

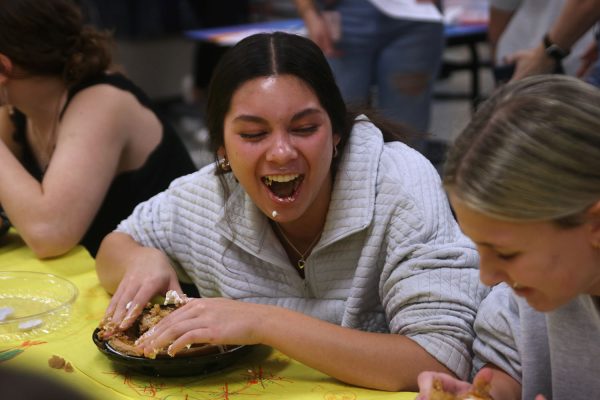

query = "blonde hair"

[{"left": 443, "top": 75, "right": 600, "bottom": 226}]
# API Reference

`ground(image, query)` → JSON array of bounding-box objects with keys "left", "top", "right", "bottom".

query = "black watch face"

[
  {"left": 543, "top": 34, "right": 569, "bottom": 60},
  {"left": 546, "top": 44, "right": 566, "bottom": 60}
]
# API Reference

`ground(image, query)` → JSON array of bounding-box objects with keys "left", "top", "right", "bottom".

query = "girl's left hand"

[{"left": 135, "top": 297, "right": 268, "bottom": 358}]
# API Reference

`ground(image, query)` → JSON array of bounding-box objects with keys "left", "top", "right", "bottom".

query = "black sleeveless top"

[{"left": 11, "top": 73, "right": 196, "bottom": 256}]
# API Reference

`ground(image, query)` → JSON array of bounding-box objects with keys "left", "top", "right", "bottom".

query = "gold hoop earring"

[{"left": 218, "top": 157, "right": 231, "bottom": 172}]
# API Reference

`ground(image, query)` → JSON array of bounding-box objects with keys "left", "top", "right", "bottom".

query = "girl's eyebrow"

[
  {"left": 232, "top": 115, "right": 265, "bottom": 124},
  {"left": 291, "top": 108, "right": 323, "bottom": 122},
  {"left": 231, "top": 108, "right": 324, "bottom": 124}
]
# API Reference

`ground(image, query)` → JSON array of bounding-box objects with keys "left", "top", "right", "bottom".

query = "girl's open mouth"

[{"left": 262, "top": 174, "right": 304, "bottom": 200}]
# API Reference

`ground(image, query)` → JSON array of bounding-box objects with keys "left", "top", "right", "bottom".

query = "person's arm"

[
  {"left": 100, "top": 220, "right": 454, "bottom": 390},
  {"left": 98, "top": 216, "right": 453, "bottom": 390},
  {"left": 416, "top": 283, "right": 523, "bottom": 399},
  {"left": 135, "top": 295, "right": 452, "bottom": 391},
  {"left": 545, "top": 0, "right": 600, "bottom": 54},
  {"left": 0, "top": 85, "right": 144, "bottom": 258},
  {"left": 509, "top": 0, "right": 600, "bottom": 80},
  {"left": 293, "top": 0, "right": 337, "bottom": 56},
  {"left": 260, "top": 309, "right": 452, "bottom": 391},
  {"left": 488, "top": 6, "right": 516, "bottom": 64}
]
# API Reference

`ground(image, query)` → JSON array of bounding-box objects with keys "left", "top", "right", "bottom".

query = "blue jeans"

[{"left": 328, "top": 0, "right": 445, "bottom": 134}]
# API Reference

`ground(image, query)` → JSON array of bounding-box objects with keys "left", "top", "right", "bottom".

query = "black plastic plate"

[{"left": 92, "top": 328, "right": 253, "bottom": 377}]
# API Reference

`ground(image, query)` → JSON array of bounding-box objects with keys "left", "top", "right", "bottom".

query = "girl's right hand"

[{"left": 101, "top": 250, "right": 183, "bottom": 333}]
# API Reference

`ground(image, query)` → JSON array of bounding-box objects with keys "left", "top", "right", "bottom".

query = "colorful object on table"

[
  {"left": 0, "top": 340, "right": 46, "bottom": 362},
  {"left": 0, "top": 348, "right": 23, "bottom": 362}
]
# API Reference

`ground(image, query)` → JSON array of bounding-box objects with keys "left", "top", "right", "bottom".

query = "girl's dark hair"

[
  {"left": 0, "top": 0, "right": 112, "bottom": 86},
  {"left": 206, "top": 32, "right": 409, "bottom": 176}
]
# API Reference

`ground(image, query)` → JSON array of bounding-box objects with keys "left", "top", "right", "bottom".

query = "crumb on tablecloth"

[
  {"left": 48, "top": 355, "right": 74, "bottom": 373},
  {"left": 48, "top": 355, "right": 66, "bottom": 369},
  {"left": 64, "top": 362, "right": 74, "bottom": 373}
]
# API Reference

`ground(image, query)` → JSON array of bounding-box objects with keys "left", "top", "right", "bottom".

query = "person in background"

[
  {"left": 417, "top": 75, "right": 600, "bottom": 399},
  {"left": 489, "top": 0, "right": 600, "bottom": 85},
  {"left": 293, "top": 0, "right": 444, "bottom": 151},
  {"left": 96, "top": 32, "right": 487, "bottom": 391},
  {"left": 0, "top": 0, "right": 196, "bottom": 258}
]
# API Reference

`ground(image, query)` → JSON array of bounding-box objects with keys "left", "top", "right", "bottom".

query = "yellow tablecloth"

[{"left": 0, "top": 230, "right": 415, "bottom": 399}]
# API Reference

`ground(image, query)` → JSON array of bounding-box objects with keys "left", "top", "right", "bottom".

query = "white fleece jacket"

[{"left": 117, "top": 118, "right": 488, "bottom": 379}]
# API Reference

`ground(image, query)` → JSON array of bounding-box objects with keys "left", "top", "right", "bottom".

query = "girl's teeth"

[{"left": 265, "top": 174, "right": 298, "bottom": 186}]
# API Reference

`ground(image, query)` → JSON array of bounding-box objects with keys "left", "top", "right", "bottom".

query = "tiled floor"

[{"left": 431, "top": 43, "right": 495, "bottom": 144}]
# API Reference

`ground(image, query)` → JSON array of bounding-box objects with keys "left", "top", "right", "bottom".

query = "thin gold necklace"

[
  {"left": 29, "top": 89, "right": 65, "bottom": 174},
  {"left": 274, "top": 222, "right": 321, "bottom": 270}
]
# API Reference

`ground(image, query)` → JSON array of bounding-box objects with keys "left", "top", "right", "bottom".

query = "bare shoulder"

[
  {"left": 65, "top": 83, "right": 143, "bottom": 120},
  {"left": 56, "top": 81, "right": 163, "bottom": 173},
  {"left": 59, "top": 83, "right": 152, "bottom": 144}
]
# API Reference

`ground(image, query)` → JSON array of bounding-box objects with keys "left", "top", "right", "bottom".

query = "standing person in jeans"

[{"left": 294, "top": 0, "right": 444, "bottom": 151}]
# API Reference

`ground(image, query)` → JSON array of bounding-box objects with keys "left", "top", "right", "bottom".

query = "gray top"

[
  {"left": 473, "top": 283, "right": 600, "bottom": 399},
  {"left": 117, "top": 118, "right": 488, "bottom": 379}
]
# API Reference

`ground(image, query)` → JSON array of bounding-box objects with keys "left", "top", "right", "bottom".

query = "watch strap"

[{"left": 543, "top": 34, "right": 570, "bottom": 61}]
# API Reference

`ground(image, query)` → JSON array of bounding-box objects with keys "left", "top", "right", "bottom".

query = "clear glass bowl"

[{"left": 0, "top": 271, "right": 78, "bottom": 343}]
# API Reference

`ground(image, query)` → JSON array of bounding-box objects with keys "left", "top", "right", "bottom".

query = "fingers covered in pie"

[
  {"left": 429, "top": 378, "right": 493, "bottom": 400},
  {"left": 98, "top": 291, "right": 228, "bottom": 359},
  {"left": 417, "top": 368, "right": 497, "bottom": 400}
]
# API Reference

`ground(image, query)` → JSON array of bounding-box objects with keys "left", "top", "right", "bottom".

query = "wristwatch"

[{"left": 543, "top": 34, "right": 570, "bottom": 61}]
